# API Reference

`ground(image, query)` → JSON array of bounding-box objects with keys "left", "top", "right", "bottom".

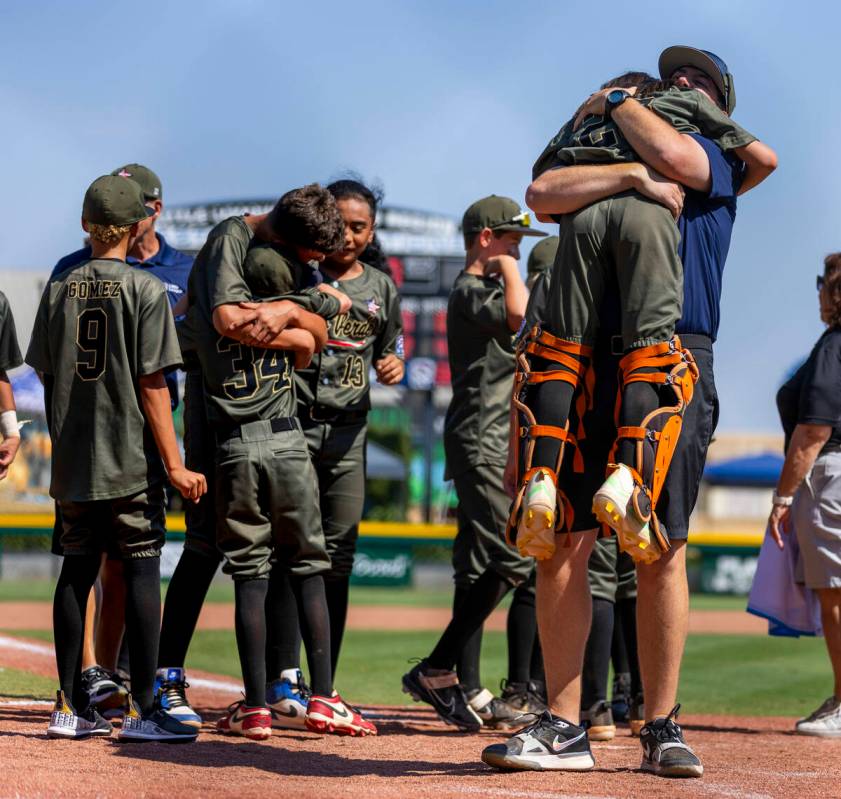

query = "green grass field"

[{"left": 1, "top": 626, "right": 831, "bottom": 718}]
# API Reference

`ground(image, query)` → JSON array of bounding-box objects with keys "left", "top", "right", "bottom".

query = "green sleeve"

[
  {"left": 532, "top": 118, "right": 575, "bottom": 179},
  {"left": 301, "top": 288, "right": 341, "bottom": 319},
  {"left": 649, "top": 90, "right": 757, "bottom": 151},
  {"left": 461, "top": 281, "right": 508, "bottom": 335},
  {"left": 0, "top": 292, "right": 22, "bottom": 372},
  {"left": 374, "top": 285, "right": 404, "bottom": 361},
  {"left": 24, "top": 286, "right": 52, "bottom": 375},
  {"left": 205, "top": 234, "right": 253, "bottom": 310},
  {"left": 137, "top": 282, "right": 183, "bottom": 376}
]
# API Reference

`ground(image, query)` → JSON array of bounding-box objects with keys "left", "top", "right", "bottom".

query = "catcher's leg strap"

[{"left": 614, "top": 336, "right": 700, "bottom": 506}]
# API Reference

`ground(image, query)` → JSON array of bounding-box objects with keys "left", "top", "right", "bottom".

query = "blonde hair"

[{"left": 86, "top": 223, "right": 131, "bottom": 245}]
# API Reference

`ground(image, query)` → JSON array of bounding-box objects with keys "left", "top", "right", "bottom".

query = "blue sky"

[{"left": 1, "top": 1, "right": 836, "bottom": 432}]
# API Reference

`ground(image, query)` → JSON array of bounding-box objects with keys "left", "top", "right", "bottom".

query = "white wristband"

[
  {"left": 772, "top": 491, "right": 793, "bottom": 507},
  {"left": 0, "top": 410, "right": 20, "bottom": 439}
]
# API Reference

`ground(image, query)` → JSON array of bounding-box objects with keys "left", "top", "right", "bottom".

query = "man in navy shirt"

[
  {"left": 49, "top": 164, "right": 194, "bottom": 717},
  {"left": 482, "top": 47, "right": 777, "bottom": 778}
]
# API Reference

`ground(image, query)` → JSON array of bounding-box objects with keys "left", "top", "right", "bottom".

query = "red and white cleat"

[
  {"left": 216, "top": 700, "right": 272, "bottom": 740},
  {"left": 306, "top": 693, "right": 377, "bottom": 736}
]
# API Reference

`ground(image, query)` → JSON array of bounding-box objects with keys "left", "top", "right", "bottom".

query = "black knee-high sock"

[
  {"left": 453, "top": 584, "right": 484, "bottom": 691},
  {"left": 507, "top": 582, "right": 538, "bottom": 684},
  {"left": 428, "top": 569, "right": 510, "bottom": 671},
  {"left": 265, "top": 568, "right": 302, "bottom": 681},
  {"left": 324, "top": 575, "right": 350, "bottom": 681},
  {"left": 581, "top": 597, "right": 614, "bottom": 709},
  {"left": 53, "top": 554, "right": 101, "bottom": 711},
  {"left": 158, "top": 549, "right": 219, "bottom": 668},
  {"left": 235, "top": 578, "right": 269, "bottom": 707},
  {"left": 530, "top": 632, "right": 545, "bottom": 684},
  {"left": 531, "top": 379, "right": 576, "bottom": 469},
  {"left": 291, "top": 574, "right": 332, "bottom": 697},
  {"left": 123, "top": 557, "right": 162, "bottom": 715},
  {"left": 615, "top": 596, "right": 641, "bottom": 696},
  {"left": 616, "top": 376, "right": 661, "bottom": 472}
]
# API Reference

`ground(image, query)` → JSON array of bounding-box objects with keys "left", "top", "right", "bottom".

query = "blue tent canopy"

[{"left": 703, "top": 452, "right": 784, "bottom": 488}]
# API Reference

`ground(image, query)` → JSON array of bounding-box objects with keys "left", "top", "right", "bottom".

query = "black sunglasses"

[{"left": 817, "top": 275, "right": 826, "bottom": 291}]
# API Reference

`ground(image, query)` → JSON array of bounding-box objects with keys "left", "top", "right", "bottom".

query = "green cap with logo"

[
  {"left": 110, "top": 163, "right": 163, "bottom": 201},
  {"left": 462, "top": 195, "right": 547, "bottom": 238},
  {"left": 82, "top": 175, "right": 155, "bottom": 226},
  {"left": 527, "top": 235, "right": 559, "bottom": 276}
]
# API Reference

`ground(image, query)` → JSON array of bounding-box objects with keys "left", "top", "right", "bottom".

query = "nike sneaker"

[
  {"left": 47, "top": 690, "right": 112, "bottom": 739},
  {"left": 402, "top": 659, "right": 481, "bottom": 732},
  {"left": 466, "top": 687, "right": 527, "bottom": 730},
  {"left": 499, "top": 679, "right": 547, "bottom": 715},
  {"left": 639, "top": 704, "right": 703, "bottom": 777},
  {"left": 516, "top": 468, "right": 558, "bottom": 560},
  {"left": 216, "top": 700, "right": 271, "bottom": 740},
  {"left": 305, "top": 693, "right": 377, "bottom": 736},
  {"left": 118, "top": 696, "right": 198, "bottom": 743},
  {"left": 481, "top": 711, "right": 595, "bottom": 771},
  {"left": 795, "top": 696, "right": 841, "bottom": 738},
  {"left": 155, "top": 667, "right": 202, "bottom": 728},
  {"left": 267, "top": 669, "right": 309, "bottom": 730},
  {"left": 81, "top": 665, "right": 128, "bottom": 719}
]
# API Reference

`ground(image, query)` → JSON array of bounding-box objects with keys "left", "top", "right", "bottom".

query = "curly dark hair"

[
  {"left": 267, "top": 184, "right": 345, "bottom": 254},
  {"left": 600, "top": 71, "right": 654, "bottom": 90},
  {"left": 327, "top": 175, "right": 392, "bottom": 276},
  {"left": 823, "top": 253, "right": 841, "bottom": 328}
]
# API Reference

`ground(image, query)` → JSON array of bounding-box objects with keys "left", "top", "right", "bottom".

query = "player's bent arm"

[
  {"left": 261, "top": 328, "right": 317, "bottom": 369},
  {"left": 495, "top": 258, "right": 528, "bottom": 332},
  {"left": 138, "top": 371, "right": 207, "bottom": 503},
  {"left": 527, "top": 163, "right": 685, "bottom": 219},
  {"left": 610, "top": 99, "right": 712, "bottom": 192},
  {"left": 283, "top": 307, "right": 328, "bottom": 351},
  {"left": 734, "top": 140, "right": 778, "bottom": 195},
  {"left": 0, "top": 372, "right": 20, "bottom": 480}
]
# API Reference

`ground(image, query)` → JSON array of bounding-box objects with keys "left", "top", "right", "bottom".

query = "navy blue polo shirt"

[
  {"left": 51, "top": 233, "right": 193, "bottom": 407},
  {"left": 675, "top": 133, "right": 744, "bottom": 341}
]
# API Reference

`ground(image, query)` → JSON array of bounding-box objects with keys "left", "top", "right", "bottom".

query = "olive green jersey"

[
  {"left": 25, "top": 259, "right": 182, "bottom": 502},
  {"left": 296, "top": 265, "right": 403, "bottom": 414},
  {"left": 443, "top": 272, "right": 515, "bottom": 480},
  {"left": 242, "top": 242, "right": 342, "bottom": 318},
  {"left": 184, "top": 220, "right": 297, "bottom": 427},
  {"left": 532, "top": 86, "right": 757, "bottom": 179},
  {"left": 0, "top": 291, "right": 22, "bottom": 372}
]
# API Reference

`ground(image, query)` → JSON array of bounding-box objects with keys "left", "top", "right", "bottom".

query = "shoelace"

[
  {"left": 645, "top": 704, "right": 683, "bottom": 742},
  {"left": 296, "top": 676, "right": 313, "bottom": 701},
  {"left": 159, "top": 678, "right": 191, "bottom": 708}
]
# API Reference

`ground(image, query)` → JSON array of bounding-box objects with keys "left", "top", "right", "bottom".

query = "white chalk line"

[
  {"left": 453, "top": 788, "right": 617, "bottom": 799},
  {"left": 0, "top": 634, "right": 242, "bottom": 695}
]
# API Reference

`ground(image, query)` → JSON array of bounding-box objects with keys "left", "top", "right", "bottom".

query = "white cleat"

[{"left": 516, "top": 468, "right": 558, "bottom": 560}]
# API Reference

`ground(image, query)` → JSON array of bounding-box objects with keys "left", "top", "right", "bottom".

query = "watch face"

[{"left": 608, "top": 89, "right": 626, "bottom": 104}]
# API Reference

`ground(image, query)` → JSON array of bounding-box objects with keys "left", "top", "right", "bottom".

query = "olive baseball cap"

[
  {"left": 658, "top": 46, "right": 736, "bottom": 115},
  {"left": 462, "top": 195, "right": 547, "bottom": 238},
  {"left": 110, "top": 163, "right": 162, "bottom": 201},
  {"left": 82, "top": 175, "right": 155, "bottom": 226},
  {"left": 527, "top": 235, "right": 559, "bottom": 276}
]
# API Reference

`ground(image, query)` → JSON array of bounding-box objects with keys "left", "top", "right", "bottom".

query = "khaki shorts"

[
  {"left": 215, "top": 419, "right": 330, "bottom": 581},
  {"left": 58, "top": 482, "right": 166, "bottom": 559},
  {"left": 588, "top": 535, "right": 637, "bottom": 603},
  {"left": 792, "top": 449, "right": 841, "bottom": 590}
]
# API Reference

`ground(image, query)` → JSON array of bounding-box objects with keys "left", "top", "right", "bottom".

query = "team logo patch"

[
  {"left": 367, "top": 298, "right": 381, "bottom": 316},
  {"left": 395, "top": 335, "right": 405, "bottom": 358},
  {"left": 117, "top": 169, "right": 132, "bottom": 177}
]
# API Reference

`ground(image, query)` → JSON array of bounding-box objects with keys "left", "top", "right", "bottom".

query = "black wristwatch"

[{"left": 604, "top": 89, "right": 630, "bottom": 119}]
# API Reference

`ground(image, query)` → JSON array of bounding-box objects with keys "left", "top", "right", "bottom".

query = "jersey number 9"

[{"left": 75, "top": 308, "right": 107, "bottom": 381}]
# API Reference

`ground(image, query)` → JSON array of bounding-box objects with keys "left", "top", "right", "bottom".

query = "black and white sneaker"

[
  {"left": 499, "top": 679, "right": 547, "bottom": 714},
  {"left": 639, "top": 704, "right": 703, "bottom": 778},
  {"left": 47, "top": 690, "right": 112, "bottom": 739},
  {"left": 117, "top": 696, "right": 198, "bottom": 743},
  {"left": 466, "top": 688, "right": 528, "bottom": 730},
  {"left": 402, "top": 659, "right": 482, "bottom": 732},
  {"left": 81, "top": 665, "right": 128, "bottom": 714},
  {"left": 481, "top": 711, "right": 595, "bottom": 771},
  {"left": 795, "top": 696, "right": 841, "bottom": 737}
]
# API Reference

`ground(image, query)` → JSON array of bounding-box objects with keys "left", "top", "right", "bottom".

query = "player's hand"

[
  {"left": 169, "top": 466, "right": 207, "bottom": 504},
  {"left": 375, "top": 354, "right": 405, "bottom": 385},
  {"left": 767, "top": 504, "right": 791, "bottom": 550},
  {"left": 232, "top": 301, "right": 299, "bottom": 345},
  {"left": 633, "top": 164, "right": 685, "bottom": 220},
  {"left": 318, "top": 283, "right": 352, "bottom": 314},
  {"left": 484, "top": 255, "right": 518, "bottom": 278},
  {"left": 573, "top": 86, "right": 637, "bottom": 130},
  {"left": 0, "top": 437, "right": 20, "bottom": 481}
]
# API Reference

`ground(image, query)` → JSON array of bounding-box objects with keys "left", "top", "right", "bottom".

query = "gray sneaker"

[
  {"left": 796, "top": 696, "right": 841, "bottom": 738},
  {"left": 466, "top": 688, "right": 527, "bottom": 730},
  {"left": 639, "top": 704, "right": 703, "bottom": 778},
  {"left": 580, "top": 700, "right": 615, "bottom": 741}
]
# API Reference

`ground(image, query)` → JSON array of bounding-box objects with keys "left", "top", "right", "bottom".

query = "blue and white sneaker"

[
  {"left": 118, "top": 696, "right": 198, "bottom": 743},
  {"left": 267, "top": 669, "right": 309, "bottom": 730},
  {"left": 154, "top": 667, "right": 202, "bottom": 729}
]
